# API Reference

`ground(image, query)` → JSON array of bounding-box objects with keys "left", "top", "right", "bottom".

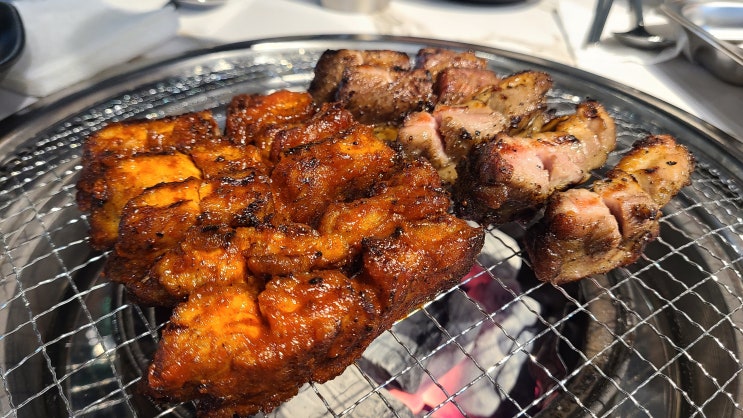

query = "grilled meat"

[
  {"left": 309, "top": 49, "right": 431, "bottom": 124},
  {"left": 76, "top": 112, "right": 220, "bottom": 250},
  {"left": 76, "top": 88, "right": 484, "bottom": 417},
  {"left": 471, "top": 70, "right": 553, "bottom": 134},
  {"left": 612, "top": 134, "right": 695, "bottom": 207},
  {"left": 309, "top": 49, "right": 412, "bottom": 103},
  {"left": 525, "top": 134, "right": 694, "bottom": 284},
  {"left": 335, "top": 65, "right": 434, "bottom": 124},
  {"left": 414, "top": 47, "right": 487, "bottom": 76},
  {"left": 398, "top": 103, "right": 508, "bottom": 182},
  {"left": 76, "top": 152, "right": 203, "bottom": 250},
  {"left": 149, "top": 215, "right": 482, "bottom": 417},
  {"left": 271, "top": 123, "right": 398, "bottom": 225},
  {"left": 435, "top": 67, "right": 502, "bottom": 105},
  {"left": 455, "top": 100, "right": 616, "bottom": 224},
  {"left": 75, "top": 45, "right": 695, "bottom": 417}
]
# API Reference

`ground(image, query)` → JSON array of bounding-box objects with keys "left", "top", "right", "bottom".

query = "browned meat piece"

[
  {"left": 225, "top": 90, "right": 316, "bottom": 151},
  {"left": 397, "top": 103, "right": 507, "bottom": 182},
  {"left": 473, "top": 70, "right": 553, "bottom": 133},
  {"left": 414, "top": 47, "right": 487, "bottom": 78},
  {"left": 397, "top": 111, "right": 455, "bottom": 181},
  {"left": 147, "top": 273, "right": 379, "bottom": 417},
  {"left": 189, "top": 142, "right": 268, "bottom": 180},
  {"left": 435, "top": 67, "right": 502, "bottom": 105},
  {"left": 81, "top": 111, "right": 220, "bottom": 162},
  {"left": 76, "top": 112, "right": 220, "bottom": 250},
  {"left": 109, "top": 172, "right": 277, "bottom": 305},
  {"left": 524, "top": 134, "right": 694, "bottom": 284},
  {"left": 76, "top": 152, "right": 203, "bottom": 250},
  {"left": 435, "top": 104, "right": 508, "bottom": 163},
  {"left": 271, "top": 124, "right": 398, "bottom": 226},
  {"left": 455, "top": 101, "right": 616, "bottom": 224},
  {"left": 613, "top": 134, "right": 695, "bottom": 206},
  {"left": 309, "top": 49, "right": 411, "bottom": 103},
  {"left": 360, "top": 217, "right": 484, "bottom": 317},
  {"left": 335, "top": 65, "right": 434, "bottom": 124},
  {"left": 150, "top": 158, "right": 453, "bottom": 301},
  {"left": 268, "top": 102, "right": 356, "bottom": 162},
  {"left": 148, "top": 216, "right": 482, "bottom": 417},
  {"left": 106, "top": 178, "right": 204, "bottom": 305},
  {"left": 198, "top": 175, "right": 277, "bottom": 227},
  {"left": 394, "top": 70, "right": 553, "bottom": 187}
]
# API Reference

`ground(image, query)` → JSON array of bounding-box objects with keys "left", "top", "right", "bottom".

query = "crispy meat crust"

[{"left": 75, "top": 88, "right": 484, "bottom": 417}]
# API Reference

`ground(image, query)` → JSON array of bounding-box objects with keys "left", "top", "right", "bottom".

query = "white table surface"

[{"left": 1, "top": 0, "right": 741, "bottom": 140}]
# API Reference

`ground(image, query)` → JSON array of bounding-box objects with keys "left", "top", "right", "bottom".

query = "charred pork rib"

[
  {"left": 524, "top": 134, "right": 695, "bottom": 284},
  {"left": 309, "top": 48, "right": 619, "bottom": 224}
]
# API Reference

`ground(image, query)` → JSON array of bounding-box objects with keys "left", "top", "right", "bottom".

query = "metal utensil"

[
  {"left": 614, "top": 0, "right": 675, "bottom": 50},
  {"left": 586, "top": 0, "right": 615, "bottom": 45}
]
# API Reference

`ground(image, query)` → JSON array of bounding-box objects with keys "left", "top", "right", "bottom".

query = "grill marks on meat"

[
  {"left": 309, "top": 49, "right": 433, "bottom": 124},
  {"left": 454, "top": 101, "right": 616, "bottom": 224},
  {"left": 336, "top": 65, "right": 435, "bottom": 124},
  {"left": 525, "top": 134, "right": 694, "bottom": 284},
  {"left": 308, "top": 48, "right": 574, "bottom": 222},
  {"left": 76, "top": 89, "right": 484, "bottom": 417},
  {"left": 309, "top": 49, "right": 411, "bottom": 103},
  {"left": 271, "top": 124, "right": 398, "bottom": 225},
  {"left": 472, "top": 70, "right": 553, "bottom": 134}
]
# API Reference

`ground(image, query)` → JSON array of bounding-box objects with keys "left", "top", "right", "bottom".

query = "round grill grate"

[{"left": 1, "top": 36, "right": 742, "bottom": 418}]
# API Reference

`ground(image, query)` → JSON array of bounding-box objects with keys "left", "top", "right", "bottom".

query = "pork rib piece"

[
  {"left": 396, "top": 70, "right": 553, "bottom": 183},
  {"left": 524, "top": 134, "right": 695, "bottom": 284},
  {"left": 309, "top": 49, "right": 434, "bottom": 124},
  {"left": 454, "top": 100, "right": 616, "bottom": 224}
]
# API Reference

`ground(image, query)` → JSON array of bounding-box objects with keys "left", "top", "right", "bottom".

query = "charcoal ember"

[{"left": 358, "top": 290, "right": 483, "bottom": 393}]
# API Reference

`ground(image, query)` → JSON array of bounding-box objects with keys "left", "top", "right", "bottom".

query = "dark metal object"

[
  {"left": 0, "top": 35, "right": 742, "bottom": 417},
  {"left": 0, "top": 2, "right": 24, "bottom": 76},
  {"left": 586, "top": 0, "right": 614, "bottom": 45},
  {"left": 614, "top": 0, "right": 675, "bottom": 49},
  {"left": 662, "top": 0, "right": 743, "bottom": 85}
]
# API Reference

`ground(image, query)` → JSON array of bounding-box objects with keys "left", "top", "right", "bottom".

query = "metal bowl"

[{"left": 662, "top": 0, "right": 743, "bottom": 85}]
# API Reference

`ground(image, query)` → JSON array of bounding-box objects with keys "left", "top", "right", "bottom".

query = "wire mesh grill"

[{"left": 1, "top": 37, "right": 743, "bottom": 418}]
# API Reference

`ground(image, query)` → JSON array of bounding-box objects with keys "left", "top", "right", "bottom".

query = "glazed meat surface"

[
  {"left": 149, "top": 215, "right": 481, "bottom": 417},
  {"left": 525, "top": 134, "right": 694, "bottom": 284},
  {"left": 76, "top": 111, "right": 220, "bottom": 250},
  {"left": 76, "top": 89, "right": 484, "bottom": 417}
]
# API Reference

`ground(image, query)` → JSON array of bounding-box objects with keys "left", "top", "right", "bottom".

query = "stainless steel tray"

[
  {"left": 662, "top": 0, "right": 743, "bottom": 85},
  {"left": 1, "top": 35, "right": 743, "bottom": 418}
]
